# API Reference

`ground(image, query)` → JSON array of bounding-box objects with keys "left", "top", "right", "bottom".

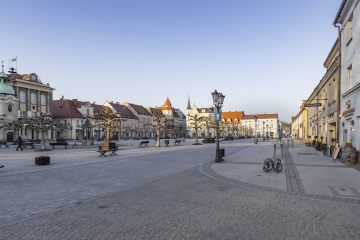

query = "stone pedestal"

[{"left": 342, "top": 147, "right": 357, "bottom": 165}]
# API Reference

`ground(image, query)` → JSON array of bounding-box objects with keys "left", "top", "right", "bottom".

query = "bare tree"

[{"left": 187, "top": 114, "right": 205, "bottom": 144}]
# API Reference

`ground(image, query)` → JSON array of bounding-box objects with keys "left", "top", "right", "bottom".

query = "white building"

[
  {"left": 241, "top": 114, "right": 279, "bottom": 138},
  {"left": 334, "top": 0, "right": 360, "bottom": 149}
]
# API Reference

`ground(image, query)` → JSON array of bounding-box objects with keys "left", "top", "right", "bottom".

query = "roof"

[
  {"left": 241, "top": 114, "right": 278, "bottom": 120},
  {"left": 148, "top": 107, "right": 164, "bottom": 117},
  {"left": 109, "top": 103, "right": 138, "bottom": 119},
  {"left": 323, "top": 38, "right": 339, "bottom": 69},
  {"left": 53, "top": 99, "right": 83, "bottom": 118},
  {"left": 334, "top": 0, "right": 348, "bottom": 24},
  {"left": 221, "top": 111, "right": 244, "bottom": 124},
  {"left": 91, "top": 104, "right": 113, "bottom": 120},
  {"left": 158, "top": 97, "right": 172, "bottom": 110},
  {"left": 128, "top": 103, "right": 151, "bottom": 116},
  {"left": 7, "top": 73, "right": 28, "bottom": 80}
]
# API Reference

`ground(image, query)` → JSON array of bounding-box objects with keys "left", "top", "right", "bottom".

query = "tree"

[
  {"left": 187, "top": 114, "right": 205, "bottom": 144},
  {"left": 91, "top": 111, "right": 121, "bottom": 143},
  {"left": 0, "top": 120, "right": 24, "bottom": 140},
  {"left": 152, "top": 114, "right": 166, "bottom": 147},
  {"left": 203, "top": 117, "right": 216, "bottom": 138},
  {"left": 21, "top": 113, "right": 65, "bottom": 150}
]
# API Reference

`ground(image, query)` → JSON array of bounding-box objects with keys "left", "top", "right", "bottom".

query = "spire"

[
  {"left": 1, "top": 61, "right": 4, "bottom": 73},
  {"left": 165, "top": 97, "right": 171, "bottom": 106},
  {"left": 187, "top": 93, "right": 191, "bottom": 109}
]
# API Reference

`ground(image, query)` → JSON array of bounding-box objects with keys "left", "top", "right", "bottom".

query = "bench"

[
  {"left": 97, "top": 149, "right": 118, "bottom": 157},
  {"left": 173, "top": 140, "right": 182, "bottom": 146},
  {"left": 138, "top": 141, "right": 149, "bottom": 147},
  {"left": 0, "top": 141, "right": 10, "bottom": 148},
  {"left": 49, "top": 143, "right": 68, "bottom": 149},
  {"left": 22, "top": 142, "right": 35, "bottom": 149}
]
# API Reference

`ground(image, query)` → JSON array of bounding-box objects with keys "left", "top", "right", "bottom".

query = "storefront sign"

[{"left": 304, "top": 103, "right": 322, "bottom": 107}]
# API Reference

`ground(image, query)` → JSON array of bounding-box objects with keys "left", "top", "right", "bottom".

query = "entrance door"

[
  {"left": 7, "top": 132, "right": 14, "bottom": 142},
  {"left": 31, "top": 130, "right": 35, "bottom": 140}
]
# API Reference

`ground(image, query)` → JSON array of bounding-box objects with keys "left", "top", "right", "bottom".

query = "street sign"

[
  {"left": 263, "top": 127, "right": 265, "bottom": 129},
  {"left": 304, "top": 103, "right": 322, "bottom": 107},
  {"left": 255, "top": 124, "right": 257, "bottom": 127},
  {"left": 215, "top": 113, "right": 221, "bottom": 120}
]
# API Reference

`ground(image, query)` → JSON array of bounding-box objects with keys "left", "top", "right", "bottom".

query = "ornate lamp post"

[
  {"left": 262, "top": 121, "right": 265, "bottom": 140},
  {"left": 253, "top": 115, "right": 258, "bottom": 140},
  {"left": 211, "top": 89, "right": 225, "bottom": 163}
]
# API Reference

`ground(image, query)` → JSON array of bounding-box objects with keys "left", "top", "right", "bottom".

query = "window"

[
  {"left": 8, "top": 104, "right": 12, "bottom": 112},
  {"left": 347, "top": 14, "right": 353, "bottom": 44},
  {"left": 20, "top": 91, "right": 25, "bottom": 103},
  {"left": 20, "top": 111, "right": 26, "bottom": 118},
  {"left": 87, "top": 109, "right": 89, "bottom": 116},
  {"left": 348, "top": 65, "right": 352, "bottom": 89},
  {"left": 31, "top": 93, "right": 36, "bottom": 104},
  {"left": 41, "top": 94, "right": 46, "bottom": 105},
  {"left": 76, "top": 120, "right": 79, "bottom": 126},
  {"left": 64, "top": 120, "right": 67, "bottom": 125}
]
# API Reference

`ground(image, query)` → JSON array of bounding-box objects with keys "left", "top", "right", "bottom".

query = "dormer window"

[{"left": 31, "top": 74, "right": 36, "bottom": 81}]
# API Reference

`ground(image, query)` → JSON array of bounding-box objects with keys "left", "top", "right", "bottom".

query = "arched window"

[
  {"left": 227, "top": 118, "right": 232, "bottom": 123},
  {"left": 31, "top": 93, "right": 36, "bottom": 104},
  {"left": 41, "top": 94, "right": 46, "bottom": 105},
  {"left": 20, "top": 91, "right": 25, "bottom": 103}
]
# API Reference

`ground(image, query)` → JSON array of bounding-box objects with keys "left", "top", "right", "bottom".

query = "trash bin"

[
  {"left": 218, "top": 148, "right": 225, "bottom": 157},
  {"left": 164, "top": 140, "right": 169, "bottom": 147}
]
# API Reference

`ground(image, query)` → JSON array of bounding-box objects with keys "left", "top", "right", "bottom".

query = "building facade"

[
  {"left": 241, "top": 114, "right": 279, "bottom": 138},
  {"left": 334, "top": 0, "right": 360, "bottom": 149}
]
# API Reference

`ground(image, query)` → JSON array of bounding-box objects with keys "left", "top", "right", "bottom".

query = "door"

[{"left": 7, "top": 132, "right": 14, "bottom": 142}]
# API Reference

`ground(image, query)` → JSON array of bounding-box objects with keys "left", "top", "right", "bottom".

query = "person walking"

[
  {"left": 72, "top": 139, "right": 77, "bottom": 148},
  {"left": 16, "top": 135, "right": 23, "bottom": 151}
]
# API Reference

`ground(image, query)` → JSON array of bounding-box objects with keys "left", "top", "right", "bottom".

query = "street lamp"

[
  {"left": 253, "top": 115, "right": 258, "bottom": 141},
  {"left": 212, "top": 89, "right": 225, "bottom": 163},
  {"left": 262, "top": 121, "right": 265, "bottom": 140}
]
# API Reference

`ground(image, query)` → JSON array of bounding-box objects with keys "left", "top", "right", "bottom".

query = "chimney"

[
  {"left": 116, "top": 102, "right": 119, "bottom": 105},
  {"left": 72, "top": 99, "right": 78, "bottom": 105},
  {"left": 110, "top": 101, "right": 113, "bottom": 103}
]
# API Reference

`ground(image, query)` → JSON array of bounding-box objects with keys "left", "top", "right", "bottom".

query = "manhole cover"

[{"left": 297, "top": 153, "right": 319, "bottom": 155}]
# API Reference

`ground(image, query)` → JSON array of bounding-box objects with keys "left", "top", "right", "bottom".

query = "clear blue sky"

[{"left": 2, "top": 0, "right": 341, "bottom": 122}]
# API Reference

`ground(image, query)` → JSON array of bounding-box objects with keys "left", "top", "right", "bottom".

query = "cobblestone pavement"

[{"left": 1, "top": 139, "right": 360, "bottom": 239}]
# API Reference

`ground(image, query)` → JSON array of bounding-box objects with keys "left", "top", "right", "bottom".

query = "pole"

[{"left": 215, "top": 104, "right": 221, "bottom": 163}]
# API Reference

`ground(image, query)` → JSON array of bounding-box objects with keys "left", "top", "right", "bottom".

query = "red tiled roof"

[
  {"left": 241, "top": 114, "right": 278, "bottom": 120},
  {"left": 53, "top": 100, "right": 83, "bottom": 118},
  {"left": 128, "top": 103, "right": 151, "bottom": 116},
  {"left": 7, "top": 73, "right": 28, "bottom": 80},
  {"left": 148, "top": 107, "right": 164, "bottom": 117},
  {"left": 221, "top": 111, "right": 244, "bottom": 124},
  {"left": 109, "top": 103, "right": 138, "bottom": 119}
]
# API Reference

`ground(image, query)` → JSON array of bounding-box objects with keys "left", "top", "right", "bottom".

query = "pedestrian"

[
  {"left": 16, "top": 135, "right": 23, "bottom": 151},
  {"left": 72, "top": 139, "right": 77, "bottom": 148},
  {"left": 183, "top": 136, "right": 186, "bottom": 142}
]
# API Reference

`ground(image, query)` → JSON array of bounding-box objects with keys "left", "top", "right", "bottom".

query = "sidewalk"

[{"left": 206, "top": 138, "right": 360, "bottom": 204}]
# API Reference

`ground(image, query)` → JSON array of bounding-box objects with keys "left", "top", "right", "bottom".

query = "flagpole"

[
  {"left": 9, "top": 59, "right": 10, "bottom": 72},
  {"left": 16, "top": 56, "right": 17, "bottom": 72}
]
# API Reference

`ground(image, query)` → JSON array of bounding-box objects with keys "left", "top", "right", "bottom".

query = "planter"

[
  {"left": 345, "top": 145, "right": 353, "bottom": 148},
  {"left": 225, "top": 137, "right": 234, "bottom": 141},
  {"left": 203, "top": 138, "right": 215, "bottom": 143},
  {"left": 35, "top": 157, "right": 50, "bottom": 165}
]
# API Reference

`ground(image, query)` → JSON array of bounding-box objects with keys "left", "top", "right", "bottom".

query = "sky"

[{"left": 2, "top": 0, "right": 342, "bottom": 122}]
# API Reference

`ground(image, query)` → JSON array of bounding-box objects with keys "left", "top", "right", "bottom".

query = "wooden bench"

[
  {"left": 22, "top": 142, "right": 35, "bottom": 149},
  {"left": 0, "top": 141, "right": 10, "bottom": 148},
  {"left": 173, "top": 140, "right": 182, "bottom": 146},
  {"left": 97, "top": 149, "right": 118, "bottom": 157},
  {"left": 138, "top": 141, "right": 149, "bottom": 147},
  {"left": 49, "top": 143, "right": 68, "bottom": 149}
]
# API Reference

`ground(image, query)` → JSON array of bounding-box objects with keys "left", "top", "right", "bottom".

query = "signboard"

[
  {"left": 263, "top": 127, "right": 265, "bottom": 129},
  {"left": 332, "top": 146, "right": 340, "bottom": 162},
  {"left": 304, "top": 103, "right": 322, "bottom": 107},
  {"left": 255, "top": 124, "right": 257, "bottom": 127},
  {"left": 215, "top": 113, "right": 221, "bottom": 120}
]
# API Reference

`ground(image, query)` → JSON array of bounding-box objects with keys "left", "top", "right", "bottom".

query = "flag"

[{"left": 11, "top": 58, "right": 17, "bottom": 62}]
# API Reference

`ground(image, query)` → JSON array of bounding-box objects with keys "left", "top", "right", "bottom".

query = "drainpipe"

[{"left": 334, "top": 24, "right": 341, "bottom": 144}]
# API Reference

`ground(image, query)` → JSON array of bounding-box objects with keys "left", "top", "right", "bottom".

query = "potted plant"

[
  {"left": 320, "top": 136, "right": 324, "bottom": 143},
  {"left": 35, "top": 155, "right": 50, "bottom": 165},
  {"left": 331, "top": 138, "right": 336, "bottom": 147},
  {"left": 316, "top": 141, "right": 322, "bottom": 151},
  {"left": 306, "top": 136, "right": 311, "bottom": 146},
  {"left": 345, "top": 142, "right": 353, "bottom": 148},
  {"left": 312, "top": 139, "right": 316, "bottom": 147},
  {"left": 322, "top": 143, "right": 327, "bottom": 155}
]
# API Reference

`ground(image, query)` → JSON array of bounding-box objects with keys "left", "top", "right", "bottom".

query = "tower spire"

[
  {"left": 187, "top": 93, "right": 191, "bottom": 109},
  {"left": 1, "top": 60, "right": 4, "bottom": 73}
]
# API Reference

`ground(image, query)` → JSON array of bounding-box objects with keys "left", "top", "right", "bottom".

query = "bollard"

[{"left": 254, "top": 138, "right": 258, "bottom": 144}]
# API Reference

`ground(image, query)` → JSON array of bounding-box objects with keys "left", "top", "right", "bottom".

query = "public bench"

[
  {"left": 138, "top": 141, "right": 149, "bottom": 147},
  {"left": 22, "top": 142, "right": 35, "bottom": 149},
  {"left": 97, "top": 149, "right": 118, "bottom": 157},
  {"left": 173, "top": 140, "right": 182, "bottom": 146},
  {"left": 0, "top": 141, "right": 10, "bottom": 148},
  {"left": 49, "top": 142, "right": 68, "bottom": 149}
]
